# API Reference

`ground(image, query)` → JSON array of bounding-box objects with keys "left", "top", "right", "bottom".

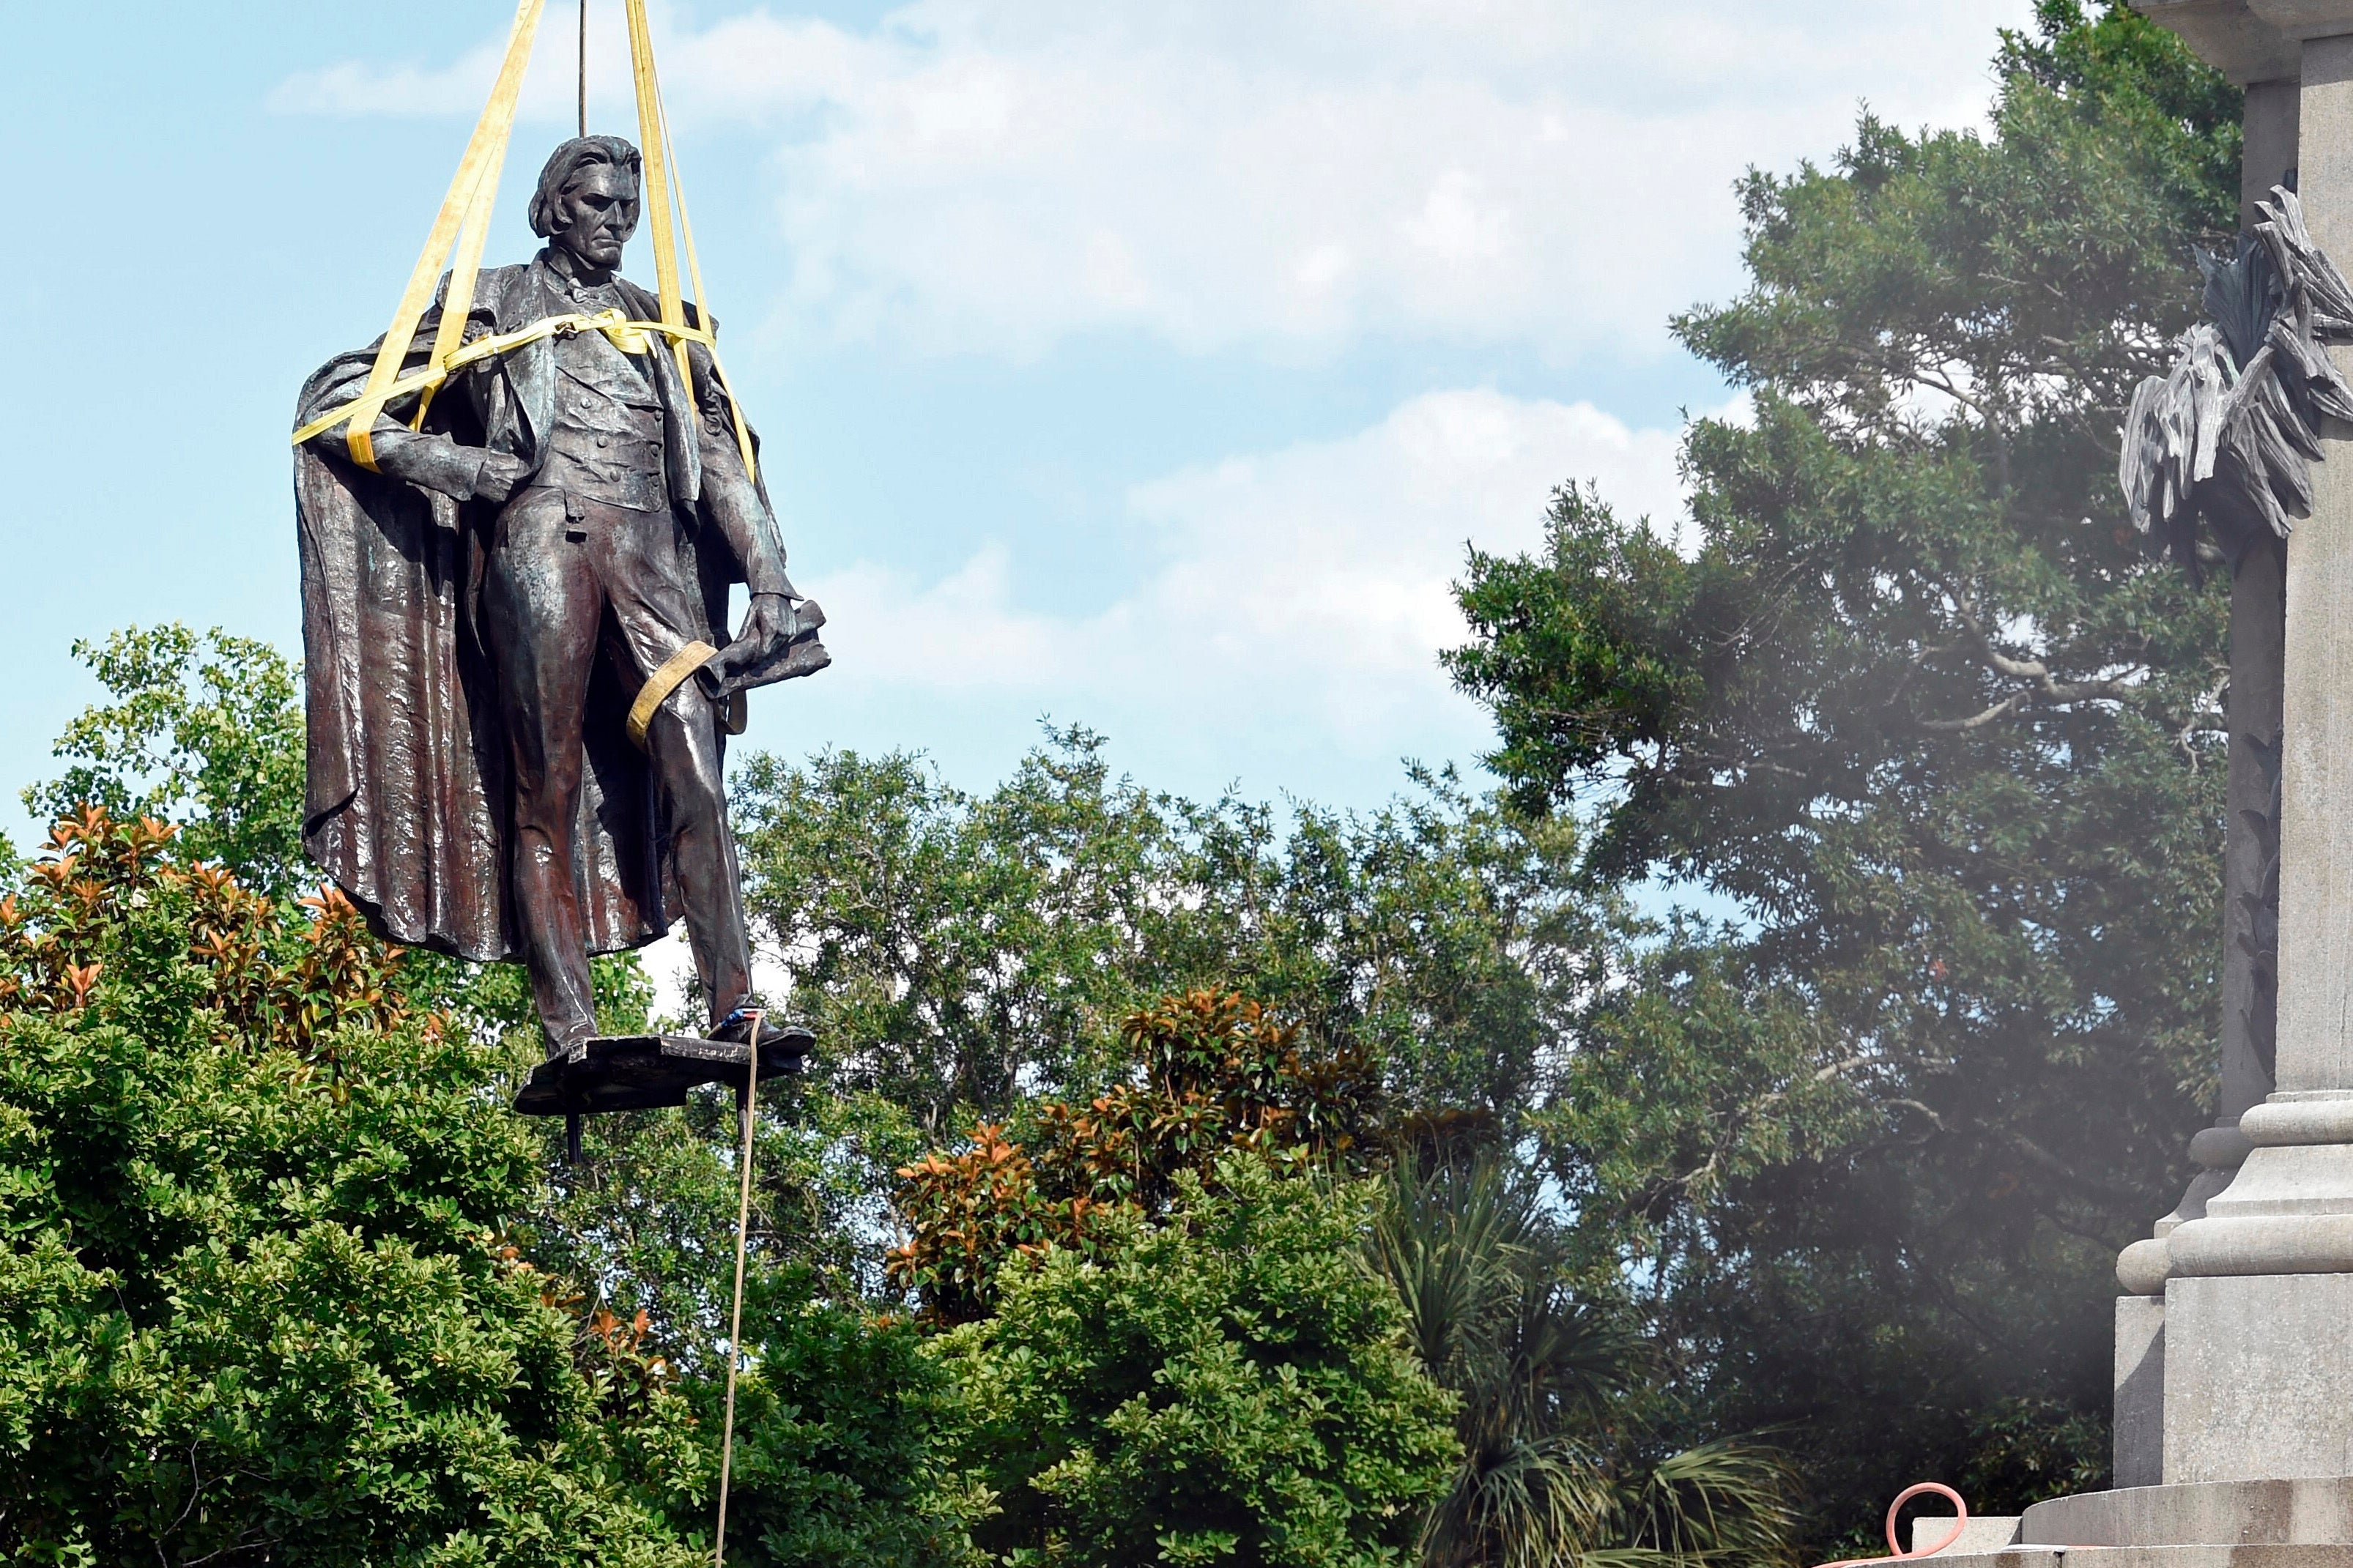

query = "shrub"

[
  {"left": 935, "top": 1156, "right": 1458, "bottom": 1568},
  {"left": 0, "top": 808, "right": 695, "bottom": 1564}
]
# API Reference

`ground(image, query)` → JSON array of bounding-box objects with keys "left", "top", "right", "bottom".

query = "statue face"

[{"left": 547, "top": 162, "right": 640, "bottom": 272}]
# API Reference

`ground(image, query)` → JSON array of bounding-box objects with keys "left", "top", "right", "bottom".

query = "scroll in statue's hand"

[{"left": 699, "top": 592, "right": 831, "bottom": 700}]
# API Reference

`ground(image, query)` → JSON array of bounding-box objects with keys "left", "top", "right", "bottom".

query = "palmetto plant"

[{"left": 1373, "top": 1156, "right": 1797, "bottom": 1568}]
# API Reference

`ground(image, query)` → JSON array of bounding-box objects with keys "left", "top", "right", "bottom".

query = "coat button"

[{"left": 596, "top": 434, "right": 610, "bottom": 448}]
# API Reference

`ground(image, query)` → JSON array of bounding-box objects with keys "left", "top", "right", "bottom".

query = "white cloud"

[
  {"left": 799, "top": 387, "right": 1690, "bottom": 749},
  {"left": 275, "top": 0, "right": 2037, "bottom": 363},
  {"left": 640, "top": 384, "right": 1681, "bottom": 1014}
]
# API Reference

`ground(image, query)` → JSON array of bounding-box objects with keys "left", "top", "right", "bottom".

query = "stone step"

[
  {"left": 1913, "top": 1515, "right": 2023, "bottom": 1555},
  {"left": 2020, "top": 1480, "right": 2353, "bottom": 1549},
  {"left": 1922, "top": 1549, "right": 2353, "bottom": 1567}
]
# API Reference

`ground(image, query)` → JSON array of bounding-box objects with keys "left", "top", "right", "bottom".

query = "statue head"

[{"left": 530, "top": 135, "right": 642, "bottom": 275}]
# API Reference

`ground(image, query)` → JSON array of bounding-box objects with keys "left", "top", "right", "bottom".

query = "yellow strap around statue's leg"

[
  {"left": 342, "top": 0, "right": 546, "bottom": 469},
  {"left": 627, "top": 640, "right": 719, "bottom": 749}
]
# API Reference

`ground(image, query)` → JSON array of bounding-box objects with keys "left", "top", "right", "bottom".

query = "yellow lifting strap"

[
  {"left": 289, "top": 309, "right": 708, "bottom": 447},
  {"left": 296, "top": 0, "right": 759, "bottom": 486},
  {"left": 626, "top": 639, "right": 719, "bottom": 748}
]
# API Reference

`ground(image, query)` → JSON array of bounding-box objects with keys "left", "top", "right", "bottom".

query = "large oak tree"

[{"left": 1446, "top": 1, "right": 2240, "bottom": 1540}]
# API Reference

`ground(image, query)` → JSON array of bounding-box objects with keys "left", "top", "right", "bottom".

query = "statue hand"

[
  {"left": 733, "top": 592, "right": 799, "bottom": 663},
  {"left": 698, "top": 593, "right": 800, "bottom": 698},
  {"left": 473, "top": 452, "right": 532, "bottom": 504},
  {"left": 698, "top": 594, "right": 829, "bottom": 699}
]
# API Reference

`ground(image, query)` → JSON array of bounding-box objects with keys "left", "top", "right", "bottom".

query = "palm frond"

[{"left": 1372, "top": 1154, "right": 1798, "bottom": 1568}]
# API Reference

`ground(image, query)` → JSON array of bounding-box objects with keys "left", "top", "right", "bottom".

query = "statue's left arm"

[
  {"left": 686, "top": 342, "right": 792, "bottom": 597},
  {"left": 686, "top": 343, "right": 804, "bottom": 674}
]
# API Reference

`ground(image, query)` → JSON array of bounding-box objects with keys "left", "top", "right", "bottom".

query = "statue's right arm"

[
  {"left": 301, "top": 316, "right": 524, "bottom": 505},
  {"left": 328, "top": 419, "right": 491, "bottom": 499},
  {"left": 303, "top": 417, "right": 527, "bottom": 506}
]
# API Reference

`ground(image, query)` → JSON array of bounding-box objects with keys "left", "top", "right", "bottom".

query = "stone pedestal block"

[
  {"left": 1924, "top": 1547, "right": 2353, "bottom": 1566},
  {"left": 2023, "top": 1477, "right": 2353, "bottom": 1547},
  {"left": 2164, "top": 1274, "right": 2353, "bottom": 1482},
  {"left": 1917, "top": 1478, "right": 2353, "bottom": 1566},
  {"left": 2136, "top": 2, "right": 2353, "bottom": 84},
  {"left": 2119, "top": 1296, "right": 2169, "bottom": 1490},
  {"left": 1911, "top": 1515, "right": 2022, "bottom": 1555}
]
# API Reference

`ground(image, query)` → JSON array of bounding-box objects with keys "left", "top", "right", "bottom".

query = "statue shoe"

[{"left": 709, "top": 1007, "right": 816, "bottom": 1071}]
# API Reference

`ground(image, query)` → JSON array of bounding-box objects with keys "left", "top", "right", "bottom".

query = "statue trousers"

[{"left": 483, "top": 486, "right": 755, "bottom": 1047}]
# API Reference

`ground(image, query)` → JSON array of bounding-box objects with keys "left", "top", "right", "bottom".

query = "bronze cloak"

[{"left": 293, "top": 261, "right": 749, "bottom": 962}]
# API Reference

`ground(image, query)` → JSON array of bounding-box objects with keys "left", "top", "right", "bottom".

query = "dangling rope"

[
  {"left": 714, "top": 1009, "right": 762, "bottom": 1566},
  {"left": 294, "top": 0, "right": 757, "bottom": 483}
]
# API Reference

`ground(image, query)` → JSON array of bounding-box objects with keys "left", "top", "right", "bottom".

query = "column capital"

[{"left": 2132, "top": 0, "right": 2353, "bottom": 83}]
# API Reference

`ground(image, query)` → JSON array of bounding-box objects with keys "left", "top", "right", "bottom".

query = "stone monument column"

[
  {"left": 2157, "top": 9, "right": 2353, "bottom": 1486},
  {"left": 2108, "top": 62, "right": 2297, "bottom": 1493}
]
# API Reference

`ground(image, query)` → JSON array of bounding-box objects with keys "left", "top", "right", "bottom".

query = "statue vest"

[{"left": 538, "top": 323, "right": 668, "bottom": 514}]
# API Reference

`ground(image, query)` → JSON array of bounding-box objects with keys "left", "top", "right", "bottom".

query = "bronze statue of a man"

[{"left": 293, "top": 135, "right": 823, "bottom": 1056}]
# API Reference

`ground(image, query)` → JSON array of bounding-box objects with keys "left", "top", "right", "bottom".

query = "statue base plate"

[
  {"left": 515, "top": 1033, "right": 809, "bottom": 1116},
  {"left": 514, "top": 1034, "right": 809, "bottom": 1159}
]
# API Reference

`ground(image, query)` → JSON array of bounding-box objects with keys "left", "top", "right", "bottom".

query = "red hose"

[{"left": 1816, "top": 1483, "right": 1970, "bottom": 1568}]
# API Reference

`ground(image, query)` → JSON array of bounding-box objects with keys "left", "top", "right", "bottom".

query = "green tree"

[
  {"left": 934, "top": 1156, "right": 1459, "bottom": 1568},
  {"left": 0, "top": 809, "right": 700, "bottom": 1564},
  {"left": 29, "top": 625, "right": 309, "bottom": 897},
  {"left": 1445, "top": 1, "right": 2237, "bottom": 1542},
  {"left": 8, "top": 660, "right": 978, "bottom": 1566},
  {"left": 888, "top": 989, "right": 1394, "bottom": 1326},
  {"left": 1371, "top": 1157, "right": 1795, "bottom": 1568},
  {"left": 733, "top": 732, "right": 1596, "bottom": 1138},
  {"left": 21, "top": 620, "right": 650, "bottom": 1041},
  {"left": 664, "top": 1279, "right": 986, "bottom": 1567}
]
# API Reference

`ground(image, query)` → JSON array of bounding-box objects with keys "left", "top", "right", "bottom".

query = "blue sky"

[{"left": 0, "top": 0, "right": 2037, "bottom": 851}]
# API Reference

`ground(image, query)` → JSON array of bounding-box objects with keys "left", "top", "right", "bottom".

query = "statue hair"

[{"left": 528, "top": 135, "right": 643, "bottom": 239}]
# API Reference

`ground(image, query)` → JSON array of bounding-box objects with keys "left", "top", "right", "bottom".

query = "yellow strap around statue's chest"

[
  {"left": 289, "top": 310, "right": 706, "bottom": 447},
  {"left": 294, "top": 0, "right": 759, "bottom": 486}
]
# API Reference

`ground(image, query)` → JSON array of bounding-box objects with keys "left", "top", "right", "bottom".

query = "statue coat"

[{"left": 292, "top": 258, "right": 771, "bottom": 962}]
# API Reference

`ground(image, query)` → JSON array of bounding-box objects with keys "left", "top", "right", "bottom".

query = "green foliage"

[
  {"left": 0, "top": 814, "right": 696, "bottom": 1564},
  {"left": 29, "top": 625, "right": 310, "bottom": 899},
  {"left": 681, "top": 1286, "right": 985, "bottom": 1567},
  {"left": 733, "top": 730, "right": 1596, "bottom": 1137},
  {"left": 24, "top": 621, "right": 655, "bottom": 1047},
  {"left": 935, "top": 1156, "right": 1459, "bottom": 1568},
  {"left": 0, "top": 800, "right": 980, "bottom": 1567},
  {"left": 1372, "top": 1158, "right": 1796, "bottom": 1568},
  {"left": 889, "top": 989, "right": 1392, "bottom": 1324},
  {"left": 1445, "top": 486, "right": 1703, "bottom": 806},
  {"left": 1955, "top": 1397, "right": 2108, "bottom": 1514},
  {"left": 529, "top": 1084, "right": 927, "bottom": 1348},
  {"left": 1445, "top": 1, "right": 2235, "bottom": 1543}
]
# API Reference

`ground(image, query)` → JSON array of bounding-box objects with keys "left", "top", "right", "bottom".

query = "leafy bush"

[
  {"left": 0, "top": 808, "right": 696, "bottom": 1564},
  {"left": 0, "top": 804, "right": 980, "bottom": 1567},
  {"left": 935, "top": 1156, "right": 1459, "bottom": 1568},
  {"left": 676, "top": 1284, "right": 985, "bottom": 1567},
  {"left": 889, "top": 990, "right": 1390, "bottom": 1323}
]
